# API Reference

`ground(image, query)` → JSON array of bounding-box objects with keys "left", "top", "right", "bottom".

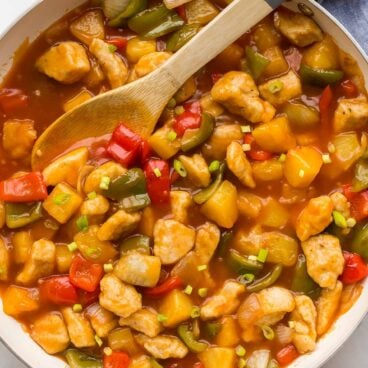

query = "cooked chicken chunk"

[
  {"left": 226, "top": 141, "right": 255, "bottom": 188},
  {"left": 274, "top": 11, "right": 323, "bottom": 47},
  {"left": 36, "top": 41, "right": 90, "bottom": 84},
  {"left": 119, "top": 308, "right": 162, "bottom": 338},
  {"left": 16, "top": 239, "right": 56, "bottom": 285},
  {"left": 134, "top": 52, "right": 171, "bottom": 78},
  {"left": 114, "top": 253, "right": 161, "bottom": 287},
  {"left": 89, "top": 38, "right": 128, "bottom": 88},
  {"left": 170, "top": 190, "right": 192, "bottom": 224},
  {"left": 259, "top": 71, "right": 302, "bottom": 107},
  {"left": 290, "top": 295, "right": 317, "bottom": 354},
  {"left": 31, "top": 313, "right": 70, "bottom": 354},
  {"left": 153, "top": 219, "right": 195, "bottom": 265},
  {"left": 100, "top": 274, "right": 141, "bottom": 317},
  {"left": 3, "top": 119, "right": 37, "bottom": 159},
  {"left": 195, "top": 222, "right": 220, "bottom": 264},
  {"left": 301, "top": 235, "right": 344, "bottom": 289},
  {"left": 179, "top": 154, "right": 211, "bottom": 188},
  {"left": 0, "top": 238, "right": 9, "bottom": 281},
  {"left": 200, "top": 280, "right": 245, "bottom": 320},
  {"left": 86, "top": 303, "right": 118, "bottom": 338},
  {"left": 135, "top": 334, "right": 188, "bottom": 359},
  {"left": 330, "top": 192, "right": 350, "bottom": 219},
  {"left": 316, "top": 281, "right": 343, "bottom": 336},
  {"left": 80, "top": 194, "right": 110, "bottom": 216},
  {"left": 211, "top": 71, "right": 275, "bottom": 123},
  {"left": 333, "top": 97, "right": 368, "bottom": 133},
  {"left": 296, "top": 196, "right": 334, "bottom": 241}
]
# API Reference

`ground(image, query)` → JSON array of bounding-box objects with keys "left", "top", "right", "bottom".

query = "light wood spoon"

[{"left": 32, "top": 0, "right": 283, "bottom": 170}]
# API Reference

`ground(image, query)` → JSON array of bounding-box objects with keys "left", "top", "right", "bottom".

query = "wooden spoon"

[{"left": 32, "top": 0, "right": 283, "bottom": 170}]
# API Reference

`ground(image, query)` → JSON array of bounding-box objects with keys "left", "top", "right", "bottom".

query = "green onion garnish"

[
  {"left": 157, "top": 314, "right": 168, "bottom": 323},
  {"left": 190, "top": 306, "right": 201, "bottom": 319},
  {"left": 268, "top": 80, "right": 284, "bottom": 94},
  {"left": 257, "top": 248, "right": 268, "bottom": 263},
  {"left": 76, "top": 215, "right": 89, "bottom": 232},
  {"left": 333, "top": 211, "right": 347, "bottom": 228},
  {"left": 53, "top": 193, "right": 71, "bottom": 206},
  {"left": 67, "top": 242, "right": 78, "bottom": 252},
  {"left": 173, "top": 159, "right": 187, "bottom": 178},
  {"left": 208, "top": 160, "right": 220, "bottom": 172},
  {"left": 99, "top": 176, "right": 111, "bottom": 190}
]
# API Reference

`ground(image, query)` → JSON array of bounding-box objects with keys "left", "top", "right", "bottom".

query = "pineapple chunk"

[
  {"left": 12, "top": 231, "right": 33, "bottom": 264},
  {"left": 149, "top": 124, "right": 181, "bottom": 160},
  {"left": 259, "top": 197, "right": 289, "bottom": 228},
  {"left": 215, "top": 316, "right": 240, "bottom": 347},
  {"left": 199, "top": 347, "right": 236, "bottom": 368},
  {"left": 126, "top": 37, "right": 156, "bottom": 64},
  {"left": 70, "top": 10, "right": 105, "bottom": 45},
  {"left": 56, "top": 244, "right": 73, "bottom": 273},
  {"left": 108, "top": 327, "right": 142, "bottom": 354},
  {"left": 3, "top": 286, "right": 40, "bottom": 316},
  {"left": 263, "top": 46, "right": 289, "bottom": 77},
  {"left": 0, "top": 238, "right": 9, "bottom": 281},
  {"left": 63, "top": 89, "right": 94, "bottom": 112},
  {"left": 185, "top": 0, "right": 219, "bottom": 25}
]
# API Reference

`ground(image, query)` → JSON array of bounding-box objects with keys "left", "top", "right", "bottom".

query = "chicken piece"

[
  {"left": 0, "top": 238, "right": 9, "bottom": 281},
  {"left": 333, "top": 97, "right": 368, "bottom": 133},
  {"left": 130, "top": 355, "right": 152, "bottom": 368},
  {"left": 178, "top": 154, "right": 211, "bottom": 188},
  {"left": 290, "top": 295, "right": 317, "bottom": 354},
  {"left": 86, "top": 303, "right": 118, "bottom": 338},
  {"left": 31, "top": 313, "right": 70, "bottom": 354},
  {"left": 330, "top": 192, "right": 350, "bottom": 219},
  {"left": 80, "top": 194, "right": 110, "bottom": 216},
  {"left": 16, "top": 239, "right": 55, "bottom": 285},
  {"left": 135, "top": 334, "right": 188, "bottom": 359},
  {"left": 119, "top": 308, "right": 162, "bottom": 338},
  {"left": 84, "top": 161, "right": 126, "bottom": 194},
  {"left": 200, "top": 281, "right": 245, "bottom": 320},
  {"left": 70, "top": 10, "right": 105, "bottom": 45},
  {"left": 153, "top": 219, "right": 195, "bottom": 265},
  {"left": 99, "top": 274, "right": 142, "bottom": 317},
  {"left": 61, "top": 307, "right": 96, "bottom": 348},
  {"left": 296, "top": 196, "right": 334, "bottom": 242},
  {"left": 237, "top": 190, "right": 262, "bottom": 219},
  {"left": 134, "top": 52, "right": 171, "bottom": 78},
  {"left": 274, "top": 10, "right": 323, "bottom": 47},
  {"left": 97, "top": 210, "right": 141, "bottom": 241},
  {"left": 170, "top": 190, "right": 192, "bottom": 224},
  {"left": 200, "top": 94, "right": 224, "bottom": 117},
  {"left": 114, "top": 253, "right": 161, "bottom": 287},
  {"left": 211, "top": 71, "right": 275, "bottom": 123},
  {"left": 89, "top": 38, "right": 128, "bottom": 88},
  {"left": 258, "top": 71, "right": 302, "bottom": 107},
  {"left": 316, "top": 281, "right": 343, "bottom": 336},
  {"left": 226, "top": 141, "right": 255, "bottom": 188},
  {"left": 301, "top": 235, "right": 344, "bottom": 289},
  {"left": 36, "top": 41, "right": 90, "bottom": 84},
  {"left": 2, "top": 119, "right": 37, "bottom": 159},
  {"left": 194, "top": 222, "right": 220, "bottom": 264}
]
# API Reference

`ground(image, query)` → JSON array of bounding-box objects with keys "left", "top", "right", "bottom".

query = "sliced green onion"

[
  {"left": 95, "top": 335, "right": 103, "bottom": 347},
  {"left": 260, "top": 324, "right": 275, "bottom": 340},
  {"left": 153, "top": 167, "right": 162, "bottom": 178},
  {"left": 242, "top": 143, "right": 251, "bottom": 152},
  {"left": 257, "top": 248, "right": 268, "bottom": 263},
  {"left": 167, "top": 98, "right": 176, "bottom": 108},
  {"left": 173, "top": 159, "right": 187, "bottom": 177},
  {"left": 235, "top": 345, "right": 246, "bottom": 357},
  {"left": 268, "top": 80, "right": 284, "bottom": 94},
  {"left": 184, "top": 285, "right": 193, "bottom": 295},
  {"left": 198, "top": 288, "right": 208, "bottom": 298},
  {"left": 67, "top": 242, "right": 78, "bottom": 252},
  {"left": 322, "top": 153, "right": 332, "bottom": 164},
  {"left": 208, "top": 160, "right": 220, "bottom": 173},
  {"left": 175, "top": 106, "right": 185, "bottom": 115},
  {"left": 278, "top": 153, "right": 286, "bottom": 162},
  {"left": 248, "top": 255, "right": 258, "bottom": 261},
  {"left": 86, "top": 247, "right": 101, "bottom": 257},
  {"left": 99, "top": 176, "right": 111, "bottom": 190},
  {"left": 241, "top": 125, "right": 251, "bottom": 133},
  {"left": 72, "top": 304, "right": 83, "bottom": 313},
  {"left": 76, "top": 215, "right": 89, "bottom": 232},
  {"left": 191, "top": 306, "right": 201, "bottom": 319},
  {"left": 108, "top": 44, "right": 117, "bottom": 53},
  {"left": 53, "top": 193, "right": 71, "bottom": 206},
  {"left": 238, "top": 358, "right": 247, "bottom": 368},
  {"left": 157, "top": 314, "right": 168, "bottom": 323},
  {"left": 104, "top": 263, "right": 114, "bottom": 272},
  {"left": 167, "top": 130, "right": 177, "bottom": 142},
  {"left": 103, "top": 347, "right": 113, "bottom": 356},
  {"left": 333, "top": 211, "right": 347, "bottom": 228},
  {"left": 88, "top": 191, "right": 97, "bottom": 200},
  {"left": 243, "top": 273, "right": 255, "bottom": 282},
  {"left": 197, "top": 264, "right": 207, "bottom": 272}
]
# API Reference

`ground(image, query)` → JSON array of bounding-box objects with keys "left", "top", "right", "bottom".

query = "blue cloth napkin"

[{"left": 321, "top": 0, "right": 368, "bottom": 53}]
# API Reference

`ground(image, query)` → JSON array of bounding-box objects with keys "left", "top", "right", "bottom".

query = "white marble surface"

[{"left": 0, "top": 1, "right": 367, "bottom": 367}]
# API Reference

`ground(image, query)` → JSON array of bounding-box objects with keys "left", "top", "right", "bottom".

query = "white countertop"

[{"left": 0, "top": 1, "right": 367, "bottom": 367}]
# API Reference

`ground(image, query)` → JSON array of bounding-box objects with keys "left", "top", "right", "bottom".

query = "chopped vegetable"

[
  {"left": 65, "top": 349, "right": 102, "bottom": 368},
  {"left": 108, "top": 0, "right": 148, "bottom": 27},
  {"left": 144, "top": 159, "right": 171, "bottom": 205},
  {"left": 178, "top": 324, "right": 207, "bottom": 353},
  {"left": 145, "top": 276, "right": 183, "bottom": 297},
  {"left": 246, "top": 264, "right": 283, "bottom": 293},
  {"left": 227, "top": 249, "right": 263, "bottom": 275},
  {"left": 246, "top": 46, "right": 270, "bottom": 79},
  {"left": 167, "top": 23, "right": 201, "bottom": 52},
  {"left": 120, "top": 234, "right": 151, "bottom": 255},
  {"left": 340, "top": 251, "right": 368, "bottom": 284},
  {"left": 5, "top": 202, "right": 43, "bottom": 229},
  {"left": 103, "top": 351, "right": 130, "bottom": 368},
  {"left": 276, "top": 344, "right": 299, "bottom": 366},
  {"left": 299, "top": 64, "right": 344, "bottom": 87},
  {"left": 39, "top": 275, "right": 78, "bottom": 306},
  {"left": 0, "top": 88, "right": 29, "bottom": 115}
]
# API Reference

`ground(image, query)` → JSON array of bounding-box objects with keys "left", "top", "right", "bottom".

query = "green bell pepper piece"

[
  {"left": 352, "top": 222, "right": 368, "bottom": 260},
  {"left": 120, "top": 234, "right": 151, "bottom": 255},
  {"left": 108, "top": 0, "right": 148, "bottom": 27},
  {"left": 128, "top": 5, "right": 171, "bottom": 34},
  {"left": 65, "top": 349, "right": 102, "bottom": 368},
  {"left": 181, "top": 113, "right": 214, "bottom": 152},
  {"left": 142, "top": 12, "right": 185, "bottom": 40},
  {"left": 352, "top": 159, "right": 368, "bottom": 192},
  {"left": 246, "top": 46, "right": 270, "bottom": 79},
  {"left": 166, "top": 23, "right": 201, "bottom": 52},
  {"left": 216, "top": 229, "right": 233, "bottom": 258},
  {"left": 299, "top": 64, "right": 344, "bottom": 87},
  {"left": 177, "top": 324, "right": 207, "bottom": 353},
  {"left": 204, "top": 321, "right": 222, "bottom": 339},
  {"left": 246, "top": 264, "right": 283, "bottom": 293},
  {"left": 291, "top": 254, "right": 321, "bottom": 299},
  {"left": 5, "top": 202, "right": 43, "bottom": 229},
  {"left": 118, "top": 193, "right": 151, "bottom": 212},
  {"left": 227, "top": 249, "right": 263, "bottom": 274},
  {"left": 193, "top": 162, "right": 225, "bottom": 205}
]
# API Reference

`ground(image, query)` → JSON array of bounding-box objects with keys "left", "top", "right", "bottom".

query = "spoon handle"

[{"left": 161, "top": 0, "right": 283, "bottom": 87}]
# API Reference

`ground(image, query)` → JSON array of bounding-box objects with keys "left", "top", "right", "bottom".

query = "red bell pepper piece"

[
  {"left": 106, "top": 37, "right": 128, "bottom": 50},
  {"left": 184, "top": 100, "right": 201, "bottom": 114},
  {"left": 104, "top": 352, "right": 130, "bottom": 368},
  {"left": 319, "top": 85, "right": 333, "bottom": 126},
  {"left": 107, "top": 141, "right": 138, "bottom": 168},
  {"left": 0, "top": 172, "right": 48, "bottom": 203},
  {"left": 341, "top": 251, "right": 368, "bottom": 284},
  {"left": 39, "top": 275, "right": 79, "bottom": 306},
  {"left": 173, "top": 100, "right": 202, "bottom": 136},
  {"left": 140, "top": 140, "right": 151, "bottom": 163},
  {"left": 79, "top": 288, "right": 100, "bottom": 307},
  {"left": 339, "top": 79, "right": 359, "bottom": 98},
  {"left": 144, "top": 276, "right": 183, "bottom": 297},
  {"left": 0, "top": 88, "right": 29, "bottom": 115},
  {"left": 243, "top": 133, "right": 273, "bottom": 161},
  {"left": 175, "top": 5, "right": 187, "bottom": 21},
  {"left": 342, "top": 185, "right": 368, "bottom": 221},
  {"left": 69, "top": 254, "right": 104, "bottom": 293},
  {"left": 144, "top": 159, "right": 170, "bottom": 205},
  {"left": 276, "top": 344, "right": 299, "bottom": 366}
]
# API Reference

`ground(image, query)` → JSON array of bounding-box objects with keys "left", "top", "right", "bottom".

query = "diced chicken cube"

[
  {"left": 70, "top": 10, "right": 105, "bottom": 45},
  {"left": 97, "top": 210, "right": 141, "bottom": 241},
  {"left": 274, "top": 11, "right": 323, "bottom": 47},
  {"left": 316, "top": 281, "right": 343, "bottom": 336},
  {"left": 36, "top": 41, "right": 91, "bottom": 84},
  {"left": 89, "top": 38, "right": 128, "bottom": 88},
  {"left": 330, "top": 192, "right": 351, "bottom": 219},
  {"left": 200, "top": 94, "right": 224, "bottom": 117},
  {"left": 134, "top": 52, "right": 171, "bottom": 79},
  {"left": 333, "top": 97, "right": 368, "bottom": 133},
  {"left": 170, "top": 190, "right": 192, "bottom": 224},
  {"left": 290, "top": 295, "right": 317, "bottom": 354},
  {"left": 31, "top": 312, "right": 70, "bottom": 354},
  {"left": 86, "top": 303, "right": 118, "bottom": 338},
  {"left": 226, "top": 141, "right": 255, "bottom": 188},
  {"left": 119, "top": 307, "right": 162, "bottom": 338},
  {"left": 296, "top": 196, "right": 334, "bottom": 241},
  {"left": 114, "top": 253, "right": 161, "bottom": 287},
  {"left": 200, "top": 280, "right": 245, "bottom": 320},
  {"left": 16, "top": 239, "right": 56, "bottom": 285},
  {"left": 153, "top": 219, "right": 195, "bottom": 265},
  {"left": 80, "top": 194, "right": 110, "bottom": 216},
  {"left": 195, "top": 222, "right": 220, "bottom": 264},
  {"left": 211, "top": 71, "right": 275, "bottom": 123},
  {"left": 179, "top": 154, "right": 211, "bottom": 188},
  {"left": 0, "top": 238, "right": 9, "bottom": 281},
  {"left": 3, "top": 119, "right": 37, "bottom": 159},
  {"left": 301, "top": 235, "right": 344, "bottom": 289},
  {"left": 135, "top": 334, "right": 188, "bottom": 359},
  {"left": 259, "top": 71, "right": 302, "bottom": 107},
  {"left": 61, "top": 307, "right": 96, "bottom": 348},
  {"left": 237, "top": 190, "right": 262, "bottom": 219},
  {"left": 99, "top": 274, "right": 142, "bottom": 317}
]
